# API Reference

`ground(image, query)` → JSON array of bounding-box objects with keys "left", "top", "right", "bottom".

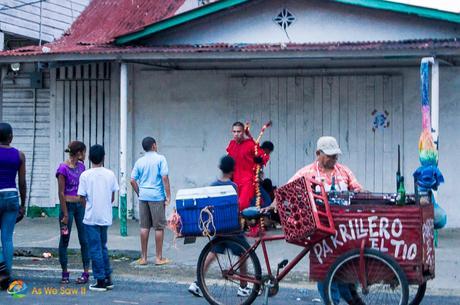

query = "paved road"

[
  {"left": 1, "top": 269, "right": 460, "bottom": 305},
  {"left": 1, "top": 269, "right": 317, "bottom": 305}
]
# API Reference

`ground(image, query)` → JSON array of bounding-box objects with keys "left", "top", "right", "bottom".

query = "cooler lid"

[{"left": 176, "top": 185, "right": 237, "bottom": 200}]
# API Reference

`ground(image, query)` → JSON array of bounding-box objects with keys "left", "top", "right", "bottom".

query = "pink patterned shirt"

[{"left": 288, "top": 161, "right": 362, "bottom": 192}]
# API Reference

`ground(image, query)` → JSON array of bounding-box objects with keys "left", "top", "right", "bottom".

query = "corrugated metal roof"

[
  {"left": 2, "top": 38, "right": 460, "bottom": 58},
  {"left": 62, "top": 0, "right": 186, "bottom": 45},
  {"left": 0, "top": 0, "right": 186, "bottom": 57}
]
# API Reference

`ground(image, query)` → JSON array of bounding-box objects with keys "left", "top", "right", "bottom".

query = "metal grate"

[{"left": 56, "top": 63, "right": 111, "bottom": 167}]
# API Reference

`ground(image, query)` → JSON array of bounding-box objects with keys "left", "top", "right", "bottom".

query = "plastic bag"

[{"left": 433, "top": 197, "right": 447, "bottom": 229}]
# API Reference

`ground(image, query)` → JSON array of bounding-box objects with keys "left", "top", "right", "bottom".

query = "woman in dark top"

[
  {"left": 0, "top": 122, "right": 26, "bottom": 289},
  {"left": 56, "top": 141, "right": 90, "bottom": 284}
]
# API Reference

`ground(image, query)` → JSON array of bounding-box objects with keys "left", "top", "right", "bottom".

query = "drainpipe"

[
  {"left": 430, "top": 60, "right": 439, "bottom": 148},
  {"left": 119, "top": 62, "right": 128, "bottom": 236},
  {"left": 421, "top": 57, "right": 440, "bottom": 235}
]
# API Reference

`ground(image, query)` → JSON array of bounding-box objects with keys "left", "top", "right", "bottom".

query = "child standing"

[
  {"left": 77, "top": 145, "right": 119, "bottom": 292},
  {"left": 56, "top": 141, "right": 90, "bottom": 284}
]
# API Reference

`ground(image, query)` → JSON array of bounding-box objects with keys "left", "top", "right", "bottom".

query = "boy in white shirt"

[{"left": 78, "top": 144, "right": 119, "bottom": 292}]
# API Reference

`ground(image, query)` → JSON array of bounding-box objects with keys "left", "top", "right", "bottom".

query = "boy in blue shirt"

[{"left": 130, "top": 137, "right": 171, "bottom": 266}]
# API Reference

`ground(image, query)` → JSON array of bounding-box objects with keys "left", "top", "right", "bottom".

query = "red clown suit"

[{"left": 227, "top": 138, "right": 270, "bottom": 211}]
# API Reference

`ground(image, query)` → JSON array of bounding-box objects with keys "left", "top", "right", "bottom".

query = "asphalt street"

[{"left": 1, "top": 268, "right": 459, "bottom": 305}]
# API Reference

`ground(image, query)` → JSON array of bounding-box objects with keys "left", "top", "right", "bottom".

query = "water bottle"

[{"left": 61, "top": 225, "right": 69, "bottom": 236}]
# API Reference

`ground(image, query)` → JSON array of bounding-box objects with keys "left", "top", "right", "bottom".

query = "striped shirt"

[{"left": 288, "top": 161, "right": 362, "bottom": 192}]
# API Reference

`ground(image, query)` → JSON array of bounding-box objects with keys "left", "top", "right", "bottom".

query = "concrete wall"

[
  {"left": 150, "top": 0, "right": 460, "bottom": 45},
  {"left": 129, "top": 64, "right": 460, "bottom": 227}
]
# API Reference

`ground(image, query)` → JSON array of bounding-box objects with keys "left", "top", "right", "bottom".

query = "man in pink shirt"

[
  {"left": 289, "top": 136, "right": 362, "bottom": 192},
  {"left": 263, "top": 136, "right": 364, "bottom": 305},
  {"left": 291, "top": 136, "right": 363, "bottom": 305}
]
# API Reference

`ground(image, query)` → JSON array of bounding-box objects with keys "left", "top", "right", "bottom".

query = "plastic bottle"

[{"left": 61, "top": 225, "right": 69, "bottom": 236}]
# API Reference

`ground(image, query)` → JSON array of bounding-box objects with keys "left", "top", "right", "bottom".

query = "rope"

[
  {"left": 253, "top": 121, "right": 272, "bottom": 232},
  {"left": 199, "top": 206, "right": 216, "bottom": 238}
]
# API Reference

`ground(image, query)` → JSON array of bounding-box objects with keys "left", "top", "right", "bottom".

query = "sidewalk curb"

[{"left": 15, "top": 247, "right": 140, "bottom": 260}]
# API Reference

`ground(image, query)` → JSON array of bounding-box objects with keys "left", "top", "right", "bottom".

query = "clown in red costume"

[{"left": 226, "top": 122, "right": 270, "bottom": 211}]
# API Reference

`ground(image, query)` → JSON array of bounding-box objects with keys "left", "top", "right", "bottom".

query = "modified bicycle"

[{"left": 188, "top": 177, "right": 435, "bottom": 305}]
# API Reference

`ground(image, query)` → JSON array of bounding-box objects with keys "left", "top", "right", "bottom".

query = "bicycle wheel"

[
  {"left": 409, "top": 282, "right": 426, "bottom": 305},
  {"left": 325, "top": 248, "right": 409, "bottom": 305},
  {"left": 197, "top": 236, "right": 261, "bottom": 305}
]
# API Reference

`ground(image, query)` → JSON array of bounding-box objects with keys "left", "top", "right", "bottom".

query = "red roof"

[
  {"left": 2, "top": 39, "right": 460, "bottom": 58},
  {"left": 0, "top": 0, "right": 186, "bottom": 57},
  {"left": 65, "top": 0, "right": 185, "bottom": 45}
]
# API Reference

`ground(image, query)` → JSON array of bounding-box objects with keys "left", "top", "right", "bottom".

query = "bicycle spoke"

[
  {"left": 198, "top": 238, "right": 261, "bottom": 305},
  {"left": 326, "top": 250, "right": 407, "bottom": 305}
]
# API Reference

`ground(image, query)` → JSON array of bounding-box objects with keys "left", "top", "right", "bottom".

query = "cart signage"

[
  {"left": 309, "top": 204, "right": 435, "bottom": 283},
  {"left": 313, "top": 215, "right": 417, "bottom": 264}
]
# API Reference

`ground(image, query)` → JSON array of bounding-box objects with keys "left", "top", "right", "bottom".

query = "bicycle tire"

[
  {"left": 324, "top": 248, "right": 409, "bottom": 305},
  {"left": 197, "top": 236, "right": 262, "bottom": 305},
  {"left": 409, "top": 282, "right": 427, "bottom": 305}
]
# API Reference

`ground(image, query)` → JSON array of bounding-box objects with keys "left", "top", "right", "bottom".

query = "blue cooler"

[{"left": 175, "top": 185, "right": 239, "bottom": 236}]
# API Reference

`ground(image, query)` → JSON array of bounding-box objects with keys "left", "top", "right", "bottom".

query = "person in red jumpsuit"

[{"left": 226, "top": 122, "right": 270, "bottom": 211}]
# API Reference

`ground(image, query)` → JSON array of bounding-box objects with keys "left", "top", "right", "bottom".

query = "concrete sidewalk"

[{"left": 12, "top": 217, "right": 460, "bottom": 294}]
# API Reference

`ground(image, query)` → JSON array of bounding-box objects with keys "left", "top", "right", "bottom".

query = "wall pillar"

[{"left": 119, "top": 62, "right": 128, "bottom": 236}]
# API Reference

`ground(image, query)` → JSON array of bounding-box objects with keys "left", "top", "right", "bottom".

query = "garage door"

[{"left": 232, "top": 74, "right": 403, "bottom": 192}]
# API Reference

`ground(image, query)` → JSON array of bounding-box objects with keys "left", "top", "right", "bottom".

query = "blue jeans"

[
  {"left": 58, "top": 202, "right": 90, "bottom": 271},
  {"left": 0, "top": 191, "right": 19, "bottom": 273},
  {"left": 85, "top": 224, "right": 112, "bottom": 280},
  {"left": 317, "top": 281, "right": 353, "bottom": 305}
]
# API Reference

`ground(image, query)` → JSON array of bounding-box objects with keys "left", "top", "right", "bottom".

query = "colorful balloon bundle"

[
  {"left": 414, "top": 61, "right": 446, "bottom": 229},
  {"left": 418, "top": 62, "right": 438, "bottom": 167}
]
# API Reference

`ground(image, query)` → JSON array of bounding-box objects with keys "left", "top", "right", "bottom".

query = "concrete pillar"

[
  {"left": 119, "top": 62, "right": 128, "bottom": 236},
  {"left": 0, "top": 32, "right": 4, "bottom": 51}
]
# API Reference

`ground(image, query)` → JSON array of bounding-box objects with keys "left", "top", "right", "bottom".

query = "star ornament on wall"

[{"left": 273, "top": 8, "right": 296, "bottom": 30}]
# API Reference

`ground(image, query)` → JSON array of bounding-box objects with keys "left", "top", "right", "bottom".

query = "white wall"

[
  {"left": 150, "top": 0, "right": 460, "bottom": 45},
  {"left": 131, "top": 68, "right": 232, "bottom": 196},
  {"left": 129, "top": 64, "right": 460, "bottom": 227}
]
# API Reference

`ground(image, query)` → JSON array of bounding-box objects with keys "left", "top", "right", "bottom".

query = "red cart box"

[{"left": 309, "top": 202, "right": 435, "bottom": 284}]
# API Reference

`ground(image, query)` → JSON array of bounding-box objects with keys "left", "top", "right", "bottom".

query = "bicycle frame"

[{"left": 218, "top": 233, "right": 312, "bottom": 285}]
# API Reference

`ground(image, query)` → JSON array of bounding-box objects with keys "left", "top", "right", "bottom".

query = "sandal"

[
  {"left": 135, "top": 258, "right": 148, "bottom": 265},
  {"left": 76, "top": 272, "right": 89, "bottom": 284},
  {"left": 155, "top": 258, "right": 171, "bottom": 266},
  {"left": 61, "top": 272, "right": 70, "bottom": 284}
]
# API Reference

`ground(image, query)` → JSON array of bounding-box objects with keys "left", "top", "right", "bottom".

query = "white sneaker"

[
  {"left": 188, "top": 282, "right": 202, "bottom": 297},
  {"left": 237, "top": 286, "right": 252, "bottom": 297}
]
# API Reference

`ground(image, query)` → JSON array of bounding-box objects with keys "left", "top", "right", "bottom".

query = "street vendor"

[
  {"left": 289, "top": 136, "right": 362, "bottom": 192},
  {"left": 262, "top": 136, "right": 364, "bottom": 305}
]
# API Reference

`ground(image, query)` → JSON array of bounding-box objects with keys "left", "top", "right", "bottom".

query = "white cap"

[{"left": 317, "top": 136, "right": 342, "bottom": 155}]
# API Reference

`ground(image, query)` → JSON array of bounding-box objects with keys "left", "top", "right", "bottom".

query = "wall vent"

[{"left": 273, "top": 8, "right": 296, "bottom": 30}]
